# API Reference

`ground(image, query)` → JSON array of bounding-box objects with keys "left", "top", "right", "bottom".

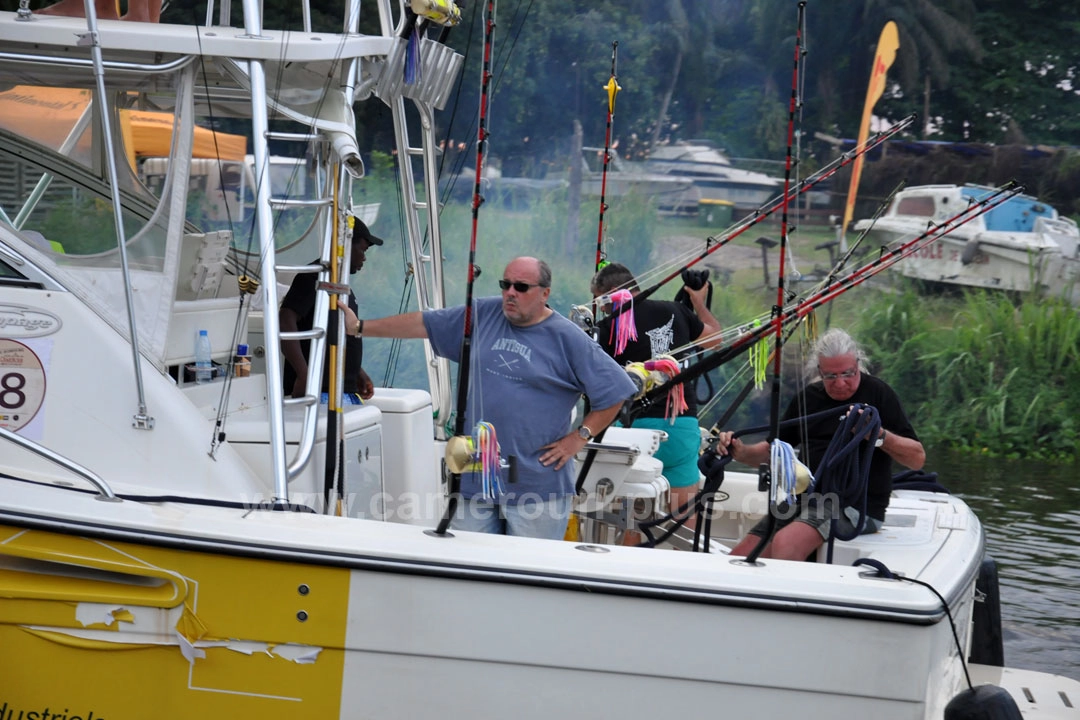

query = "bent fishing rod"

[
  {"left": 435, "top": 0, "right": 496, "bottom": 536},
  {"left": 616, "top": 113, "right": 916, "bottom": 309},
  {"left": 636, "top": 181, "right": 1025, "bottom": 410}
]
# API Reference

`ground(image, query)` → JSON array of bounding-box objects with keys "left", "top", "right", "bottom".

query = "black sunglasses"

[{"left": 499, "top": 279, "right": 543, "bottom": 292}]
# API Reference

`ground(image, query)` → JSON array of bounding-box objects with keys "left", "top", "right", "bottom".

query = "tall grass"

[{"left": 856, "top": 288, "right": 1080, "bottom": 461}]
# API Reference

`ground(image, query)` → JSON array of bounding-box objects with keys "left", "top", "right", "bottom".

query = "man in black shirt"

[
  {"left": 716, "top": 328, "right": 925, "bottom": 561},
  {"left": 591, "top": 262, "right": 722, "bottom": 529},
  {"left": 280, "top": 220, "right": 382, "bottom": 402}
]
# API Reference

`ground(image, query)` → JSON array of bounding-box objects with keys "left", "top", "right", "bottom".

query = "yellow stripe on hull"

[{"left": 0, "top": 524, "right": 349, "bottom": 717}]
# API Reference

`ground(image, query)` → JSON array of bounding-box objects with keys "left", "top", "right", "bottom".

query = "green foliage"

[{"left": 855, "top": 289, "right": 1080, "bottom": 461}]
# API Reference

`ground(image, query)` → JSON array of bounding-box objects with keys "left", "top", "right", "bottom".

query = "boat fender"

[
  {"left": 944, "top": 684, "right": 1022, "bottom": 720},
  {"left": 961, "top": 239, "right": 980, "bottom": 265},
  {"left": 969, "top": 556, "right": 1005, "bottom": 666}
]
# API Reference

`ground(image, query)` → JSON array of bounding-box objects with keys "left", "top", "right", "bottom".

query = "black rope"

[{"left": 853, "top": 558, "right": 974, "bottom": 690}]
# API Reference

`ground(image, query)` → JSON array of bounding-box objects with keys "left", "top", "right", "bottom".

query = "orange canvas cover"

[{"left": 0, "top": 86, "right": 247, "bottom": 166}]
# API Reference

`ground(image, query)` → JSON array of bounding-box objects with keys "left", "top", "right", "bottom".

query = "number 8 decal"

[{"left": 0, "top": 339, "right": 46, "bottom": 432}]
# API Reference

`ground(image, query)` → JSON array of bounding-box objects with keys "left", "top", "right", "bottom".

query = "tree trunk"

[
  {"left": 564, "top": 119, "right": 583, "bottom": 256},
  {"left": 650, "top": 48, "right": 683, "bottom": 149}
]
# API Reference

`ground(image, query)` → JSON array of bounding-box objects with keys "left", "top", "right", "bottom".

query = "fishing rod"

[
  {"left": 623, "top": 112, "right": 916, "bottom": 307},
  {"left": 434, "top": 0, "right": 496, "bottom": 536},
  {"left": 768, "top": 0, "right": 805, "bottom": 439},
  {"left": 692, "top": 179, "right": 906, "bottom": 436},
  {"left": 747, "top": 0, "right": 806, "bottom": 565},
  {"left": 594, "top": 41, "right": 620, "bottom": 273},
  {"left": 638, "top": 181, "right": 1024, "bottom": 410},
  {"left": 324, "top": 168, "right": 345, "bottom": 513},
  {"left": 633, "top": 183, "right": 1021, "bottom": 541}
]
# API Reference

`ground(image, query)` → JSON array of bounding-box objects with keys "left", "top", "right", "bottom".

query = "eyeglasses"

[
  {"left": 499, "top": 279, "right": 543, "bottom": 292},
  {"left": 819, "top": 367, "right": 859, "bottom": 381}
]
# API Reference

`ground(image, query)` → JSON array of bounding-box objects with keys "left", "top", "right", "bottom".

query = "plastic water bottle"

[{"left": 195, "top": 329, "right": 213, "bottom": 384}]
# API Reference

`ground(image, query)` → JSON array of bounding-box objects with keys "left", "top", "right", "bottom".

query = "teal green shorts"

[{"left": 631, "top": 415, "right": 703, "bottom": 488}]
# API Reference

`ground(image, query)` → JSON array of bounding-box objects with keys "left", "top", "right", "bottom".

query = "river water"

[{"left": 927, "top": 449, "right": 1080, "bottom": 680}]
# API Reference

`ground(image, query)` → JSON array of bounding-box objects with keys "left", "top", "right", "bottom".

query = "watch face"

[{"left": 578, "top": 427, "right": 590, "bottom": 440}]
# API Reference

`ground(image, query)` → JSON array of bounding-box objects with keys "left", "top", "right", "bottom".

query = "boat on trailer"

[
  {"left": 854, "top": 184, "right": 1080, "bottom": 303},
  {"left": 0, "top": 2, "right": 1077, "bottom": 718}
]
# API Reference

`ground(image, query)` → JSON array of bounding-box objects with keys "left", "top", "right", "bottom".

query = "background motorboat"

[{"left": 854, "top": 184, "right": 1080, "bottom": 304}]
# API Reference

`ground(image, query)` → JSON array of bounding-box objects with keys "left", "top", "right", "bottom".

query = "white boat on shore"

[
  {"left": 645, "top": 141, "right": 782, "bottom": 210},
  {"left": 854, "top": 184, "right": 1080, "bottom": 303},
  {"left": 0, "top": 3, "right": 1078, "bottom": 718},
  {"left": 576, "top": 146, "right": 702, "bottom": 215}
]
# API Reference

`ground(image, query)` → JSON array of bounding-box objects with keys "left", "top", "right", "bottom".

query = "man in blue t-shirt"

[{"left": 349, "top": 256, "right": 637, "bottom": 539}]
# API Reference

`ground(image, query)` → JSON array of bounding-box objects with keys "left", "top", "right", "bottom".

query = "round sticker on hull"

[{"left": 0, "top": 338, "right": 46, "bottom": 432}]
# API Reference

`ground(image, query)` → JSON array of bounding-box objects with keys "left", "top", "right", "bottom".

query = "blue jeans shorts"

[{"left": 451, "top": 495, "right": 574, "bottom": 540}]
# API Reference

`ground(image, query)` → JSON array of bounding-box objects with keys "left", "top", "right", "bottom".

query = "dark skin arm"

[{"left": 279, "top": 305, "right": 308, "bottom": 398}]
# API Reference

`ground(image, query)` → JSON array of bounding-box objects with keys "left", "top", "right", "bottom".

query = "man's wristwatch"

[
  {"left": 875, "top": 429, "right": 886, "bottom": 448},
  {"left": 577, "top": 425, "right": 594, "bottom": 441}
]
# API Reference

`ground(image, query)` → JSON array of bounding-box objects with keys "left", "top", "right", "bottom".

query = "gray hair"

[
  {"left": 805, "top": 327, "right": 869, "bottom": 379},
  {"left": 536, "top": 259, "right": 552, "bottom": 288},
  {"left": 590, "top": 262, "right": 640, "bottom": 296}
]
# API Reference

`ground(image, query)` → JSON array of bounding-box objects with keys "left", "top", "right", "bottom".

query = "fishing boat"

[
  {"left": 645, "top": 140, "right": 782, "bottom": 210},
  {"left": 0, "top": 2, "right": 1078, "bottom": 718},
  {"left": 853, "top": 184, "right": 1080, "bottom": 303}
]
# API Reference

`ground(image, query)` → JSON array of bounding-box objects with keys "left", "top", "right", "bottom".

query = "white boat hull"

[
  {"left": 0, "top": 475, "right": 1016, "bottom": 719},
  {"left": 855, "top": 184, "right": 1080, "bottom": 303}
]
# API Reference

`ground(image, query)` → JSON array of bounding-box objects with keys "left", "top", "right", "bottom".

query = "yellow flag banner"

[{"left": 841, "top": 21, "right": 900, "bottom": 238}]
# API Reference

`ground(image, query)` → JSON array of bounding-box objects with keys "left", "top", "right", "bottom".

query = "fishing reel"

[
  {"left": 624, "top": 357, "right": 688, "bottom": 419},
  {"left": 569, "top": 304, "right": 595, "bottom": 333},
  {"left": 444, "top": 424, "right": 518, "bottom": 490}
]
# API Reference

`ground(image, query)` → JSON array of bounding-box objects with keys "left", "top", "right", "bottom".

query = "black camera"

[{"left": 681, "top": 267, "right": 710, "bottom": 291}]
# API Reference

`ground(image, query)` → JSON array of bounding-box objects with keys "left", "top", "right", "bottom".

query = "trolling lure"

[
  {"left": 443, "top": 422, "right": 504, "bottom": 501},
  {"left": 748, "top": 323, "right": 769, "bottom": 390},
  {"left": 770, "top": 439, "right": 813, "bottom": 506},
  {"left": 402, "top": 0, "right": 462, "bottom": 85},
  {"left": 607, "top": 288, "right": 636, "bottom": 355},
  {"left": 643, "top": 356, "right": 687, "bottom": 421},
  {"left": 474, "top": 421, "right": 502, "bottom": 501}
]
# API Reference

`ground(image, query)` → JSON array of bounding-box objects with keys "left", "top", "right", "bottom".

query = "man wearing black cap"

[{"left": 279, "top": 219, "right": 383, "bottom": 402}]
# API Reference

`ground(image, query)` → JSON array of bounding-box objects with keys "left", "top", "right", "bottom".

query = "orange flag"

[{"left": 841, "top": 22, "right": 900, "bottom": 240}]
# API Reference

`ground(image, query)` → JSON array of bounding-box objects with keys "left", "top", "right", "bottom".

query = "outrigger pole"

[
  {"left": 594, "top": 41, "right": 620, "bottom": 273},
  {"left": 435, "top": 0, "right": 497, "bottom": 536}
]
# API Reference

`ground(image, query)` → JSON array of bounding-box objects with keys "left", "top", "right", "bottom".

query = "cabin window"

[{"left": 894, "top": 196, "right": 936, "bottom": 217}]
